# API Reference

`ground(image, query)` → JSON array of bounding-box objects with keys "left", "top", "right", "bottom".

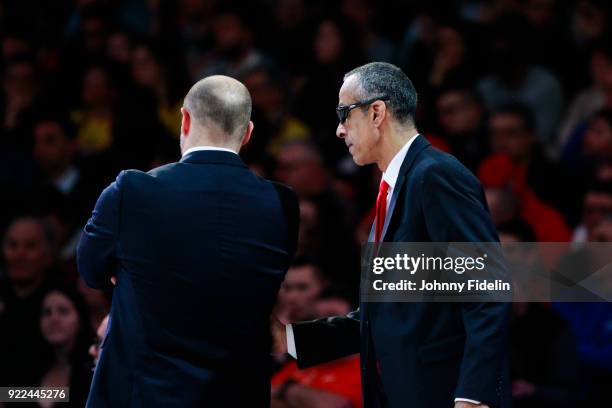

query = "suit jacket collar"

[
  {"left": 369, "top": 134, "right": 431, "bottom": 243},
  {"left": 180, "top": 150, "right": 248, "bottom": 168}
]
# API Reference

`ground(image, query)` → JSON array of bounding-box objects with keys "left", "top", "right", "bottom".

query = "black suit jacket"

[
  {"left": 78, "top": 150, "right": 298, "bottom": 407},
  {"left": 292, "top": 136, "right": 511, "bottom": 408}
]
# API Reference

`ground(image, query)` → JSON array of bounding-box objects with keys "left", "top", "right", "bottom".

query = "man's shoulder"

[
  {"left": 146, "top": 162, "right": 180, "bottom": 178},
  {"left": 412, "top": 145, "right": 477, "bottom": 183},
  {"left": 116, "top": 162, "right": 184, "bottom": 185}
]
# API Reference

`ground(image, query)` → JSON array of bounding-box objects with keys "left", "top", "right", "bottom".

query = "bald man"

[{"left": 78, "top": 76, "right": 299, "bottom": 408}]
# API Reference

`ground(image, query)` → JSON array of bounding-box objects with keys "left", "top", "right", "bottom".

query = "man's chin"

[{"left": 351, "top": 155, "right": 369, "bottom": 167}]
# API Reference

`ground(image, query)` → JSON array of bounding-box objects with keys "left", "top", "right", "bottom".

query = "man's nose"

[{"left": 336, "top": 122, "right": 346, "bottom": 138}]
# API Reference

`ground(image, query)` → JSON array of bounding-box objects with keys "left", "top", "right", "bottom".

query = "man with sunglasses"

[{"left": 274, "top": 62, "right": 510, "bottom": 408}]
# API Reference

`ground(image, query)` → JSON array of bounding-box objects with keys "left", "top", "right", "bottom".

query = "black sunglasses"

[{"left": 336, "top": 95, "right": 390, "bottom": 124}]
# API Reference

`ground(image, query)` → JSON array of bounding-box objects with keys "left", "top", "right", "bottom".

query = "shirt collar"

[
  {"left": 382, "top": 134, "right": 420, "bottom": 190},
  {"left": 182, "top": 145, "right": 238, "bottom": 157}
]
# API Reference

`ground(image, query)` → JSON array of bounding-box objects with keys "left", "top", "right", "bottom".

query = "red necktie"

[{"left": 375, "top": 180, "right": 390, "bottom": 243}]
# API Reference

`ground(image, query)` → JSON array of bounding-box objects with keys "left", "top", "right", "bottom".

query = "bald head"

[{"left": 183, "top": 75, "right": 252, "bottom": 145}]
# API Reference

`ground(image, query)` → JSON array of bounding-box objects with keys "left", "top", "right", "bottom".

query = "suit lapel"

[
  {"left": 380, "top": 135, "right": 430, "bottom": 242},
  {"left": 368, "top": 222, "right": 376, "bottom": 243}
]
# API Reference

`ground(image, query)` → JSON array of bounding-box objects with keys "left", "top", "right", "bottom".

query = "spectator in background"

[
  {"left": 340, "top": 0, "right": 394, "bottom": 63},
  {"left": 484, "top": 186, "right": 520, "bottom": 227},
  {"left": 131, "top": 42, "right": 187, "bottom": 138},
  {"left": 582, "top": 109, "right": 612, "bottom": 162},
  {"left": 272, "top": 269, "right": 360, "bottom": 408},
  {"left": 275, "top": 141, "right": 332, "bottom": 198},
  {"left": 479, "top": 152, "right": 572, "bottom": 244},
  {"left": 520, "top": 0, "right": 575, "bottom": 91},
  {"left": 554, "top": 216, "right": 612, "bottom": 408},
  {"left": 193, "top": 8, "right": 265, "bottom": 80},
  {"left": 262, "top": 0, "right": 312, "bottom": 76},
  {"left": 558, "top": 40, "right": 612, "bottom": 159},
  {"left": 0, "top": 58, "right": 38, "bottom": 191},
  {"left": 106, "top": 30, "right": 132, "bottom": 69},
  {"left": 295, "top": 16, "right": 364, "bottom": 161},
  {"left": 496, "top": 218, "right": 554, "bottom": 299},
  {"left": 0, "top": 216, "right": 58, "bottom": 385},
  {"left": 428, "top": 21, "right": 475, "bottom": 90},
  {"left": 1, "top": 30, "right": 33, "bottom": 60},
  {"left": 60, "top": 4, "right": 112, "bottom": 102},
  {"left": 72, "top": 65, "right": 117, "bottom": 158},
  {"left": 435, "top": 84, "right": 488, "bottom": 171},
  {"left": 572, "top": 180, "right": 612, "bottom": 243},
  {"left": 396, "top": 9, "right": 485, "bottom": 127},
  {"left": 570, "top": 0, "right": 609, "bottom": 56},
  {"left": 275, "top": 141, "right": 360, "bottom": 293},
  {"left": 478, "top": 13, "right": 563, "bottom": 147},
  {"left": 34, "top": 286, "right": 93, "bottom": 407},
  {"left": 313, "top": 288, "right": 354, "bottom": 318},
  {"left": 32, "top": 114, "right": 102, "bottom": 235},
  {"left": 509, "top": 301, "right": 580, "bottom": 408},
  {"left": 488, "top": 102, "right": 581, "bottom": 224},
  {"left": 1, "top": 55, "right": 40, "bottom": 149},
  {"left": 276, "top": 258, "right": 329, "bottom": 323},
  {"left": 176, "top": 0, "right": 217, "bottom": 74},
  {"left": 73, "top": 64, "right": 169, "bottom": 174},
  {"left": 241, "top": 64, "right": 311, "bottom": 162},
  {"left": 497, "top": 221, "right": 581, "bottom": 408}
]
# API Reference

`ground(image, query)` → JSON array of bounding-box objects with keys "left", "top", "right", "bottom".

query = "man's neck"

[{"left": 377, "top": 127, "right": 418, "bottom": 172}]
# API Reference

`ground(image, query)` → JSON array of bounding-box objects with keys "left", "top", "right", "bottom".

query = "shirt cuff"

[
  {"left": 454, "top": 398, "right": 481, "bottom": 405},
  {"left": 286, "top": 324, "right": 297, "bottom": 359}
]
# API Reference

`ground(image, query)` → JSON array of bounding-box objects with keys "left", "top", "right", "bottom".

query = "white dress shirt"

[
  {"left": 286, "top": 134, "right": 480, "bottom": 405},
  {"left": 379, "top": 133, "right": 419, "bottom": 211},
  {"left": 181, "top": 145, "right": 237, "bottom": 157}
]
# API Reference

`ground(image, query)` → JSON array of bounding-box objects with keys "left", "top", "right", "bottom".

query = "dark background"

[{"left": 0, "top": 0, "right": 611, "bottom": 407}]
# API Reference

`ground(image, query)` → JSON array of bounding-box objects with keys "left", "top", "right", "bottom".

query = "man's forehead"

[{"left": 338, "top": 75, "right": 360, "bottom": 103}]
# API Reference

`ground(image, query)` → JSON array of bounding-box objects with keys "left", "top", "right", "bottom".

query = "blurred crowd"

[{"left": 1, "top": 0, "right": 612, "bottom": 406}]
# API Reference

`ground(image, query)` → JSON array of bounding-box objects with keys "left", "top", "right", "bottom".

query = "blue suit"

[
  {"left": 78, "top": 150, "right": 298, "bottom": 407},
  {"left": 292, "top": 136, "right": 511, "bottom": 408}
]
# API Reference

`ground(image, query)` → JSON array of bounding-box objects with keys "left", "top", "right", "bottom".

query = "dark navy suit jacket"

[
  {"left": 78, "top": 150, "right": 299, "bottom": 407},
  {"left": 292, "top": 136, "right": 511, "bottom": 408}
]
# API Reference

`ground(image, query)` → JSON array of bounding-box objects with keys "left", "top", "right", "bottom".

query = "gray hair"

[
  {"left": 184, "top": 75, "right": 252, "bottom": 140},
  {"left": 344, "top": 62, "right": 417, "bottom": 126}
]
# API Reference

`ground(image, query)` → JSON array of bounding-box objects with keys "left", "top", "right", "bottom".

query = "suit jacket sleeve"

[
  {"left": 77, "top": 171, "right": 125, "bottom": 290},
  {"left": 291, "top": 308, "right": 361, "bottom": 369},
  {"left": 421, "top": 161, "right": 510, "bottom": 406}
]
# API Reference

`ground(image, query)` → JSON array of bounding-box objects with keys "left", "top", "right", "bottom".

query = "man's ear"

[
  {"left": 181, "top": 107, "right": 191, "bottom": 136},
  {"left": 241, "top": 121, "right": 254, "bottom": 146},
  {"left": 371, "top": 101, "right": 387, "bottom": 128}
]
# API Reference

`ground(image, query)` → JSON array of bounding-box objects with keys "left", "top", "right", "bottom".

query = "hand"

[
  {"left": 454, "top": 402, "right": 489, "bottom": 408},
  {"left": 110, "top": 276, "right": 117, "bottom": 285},
  {"left": 270, "top": 315, "right": 287, "bottom": 355},
  {"left": 512, "top": 379, "right": 536, "bottom": 398}
]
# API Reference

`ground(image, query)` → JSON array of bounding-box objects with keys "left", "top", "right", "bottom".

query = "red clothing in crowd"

[
  {"left": 272, "top": 355, "right": 362, "bottom": 408},
  {"left": 478, "top": 154, "right": 571, "bottom": 269},
  {"left": 478, "top": 153, "right": 572, "bottom": 242}
]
